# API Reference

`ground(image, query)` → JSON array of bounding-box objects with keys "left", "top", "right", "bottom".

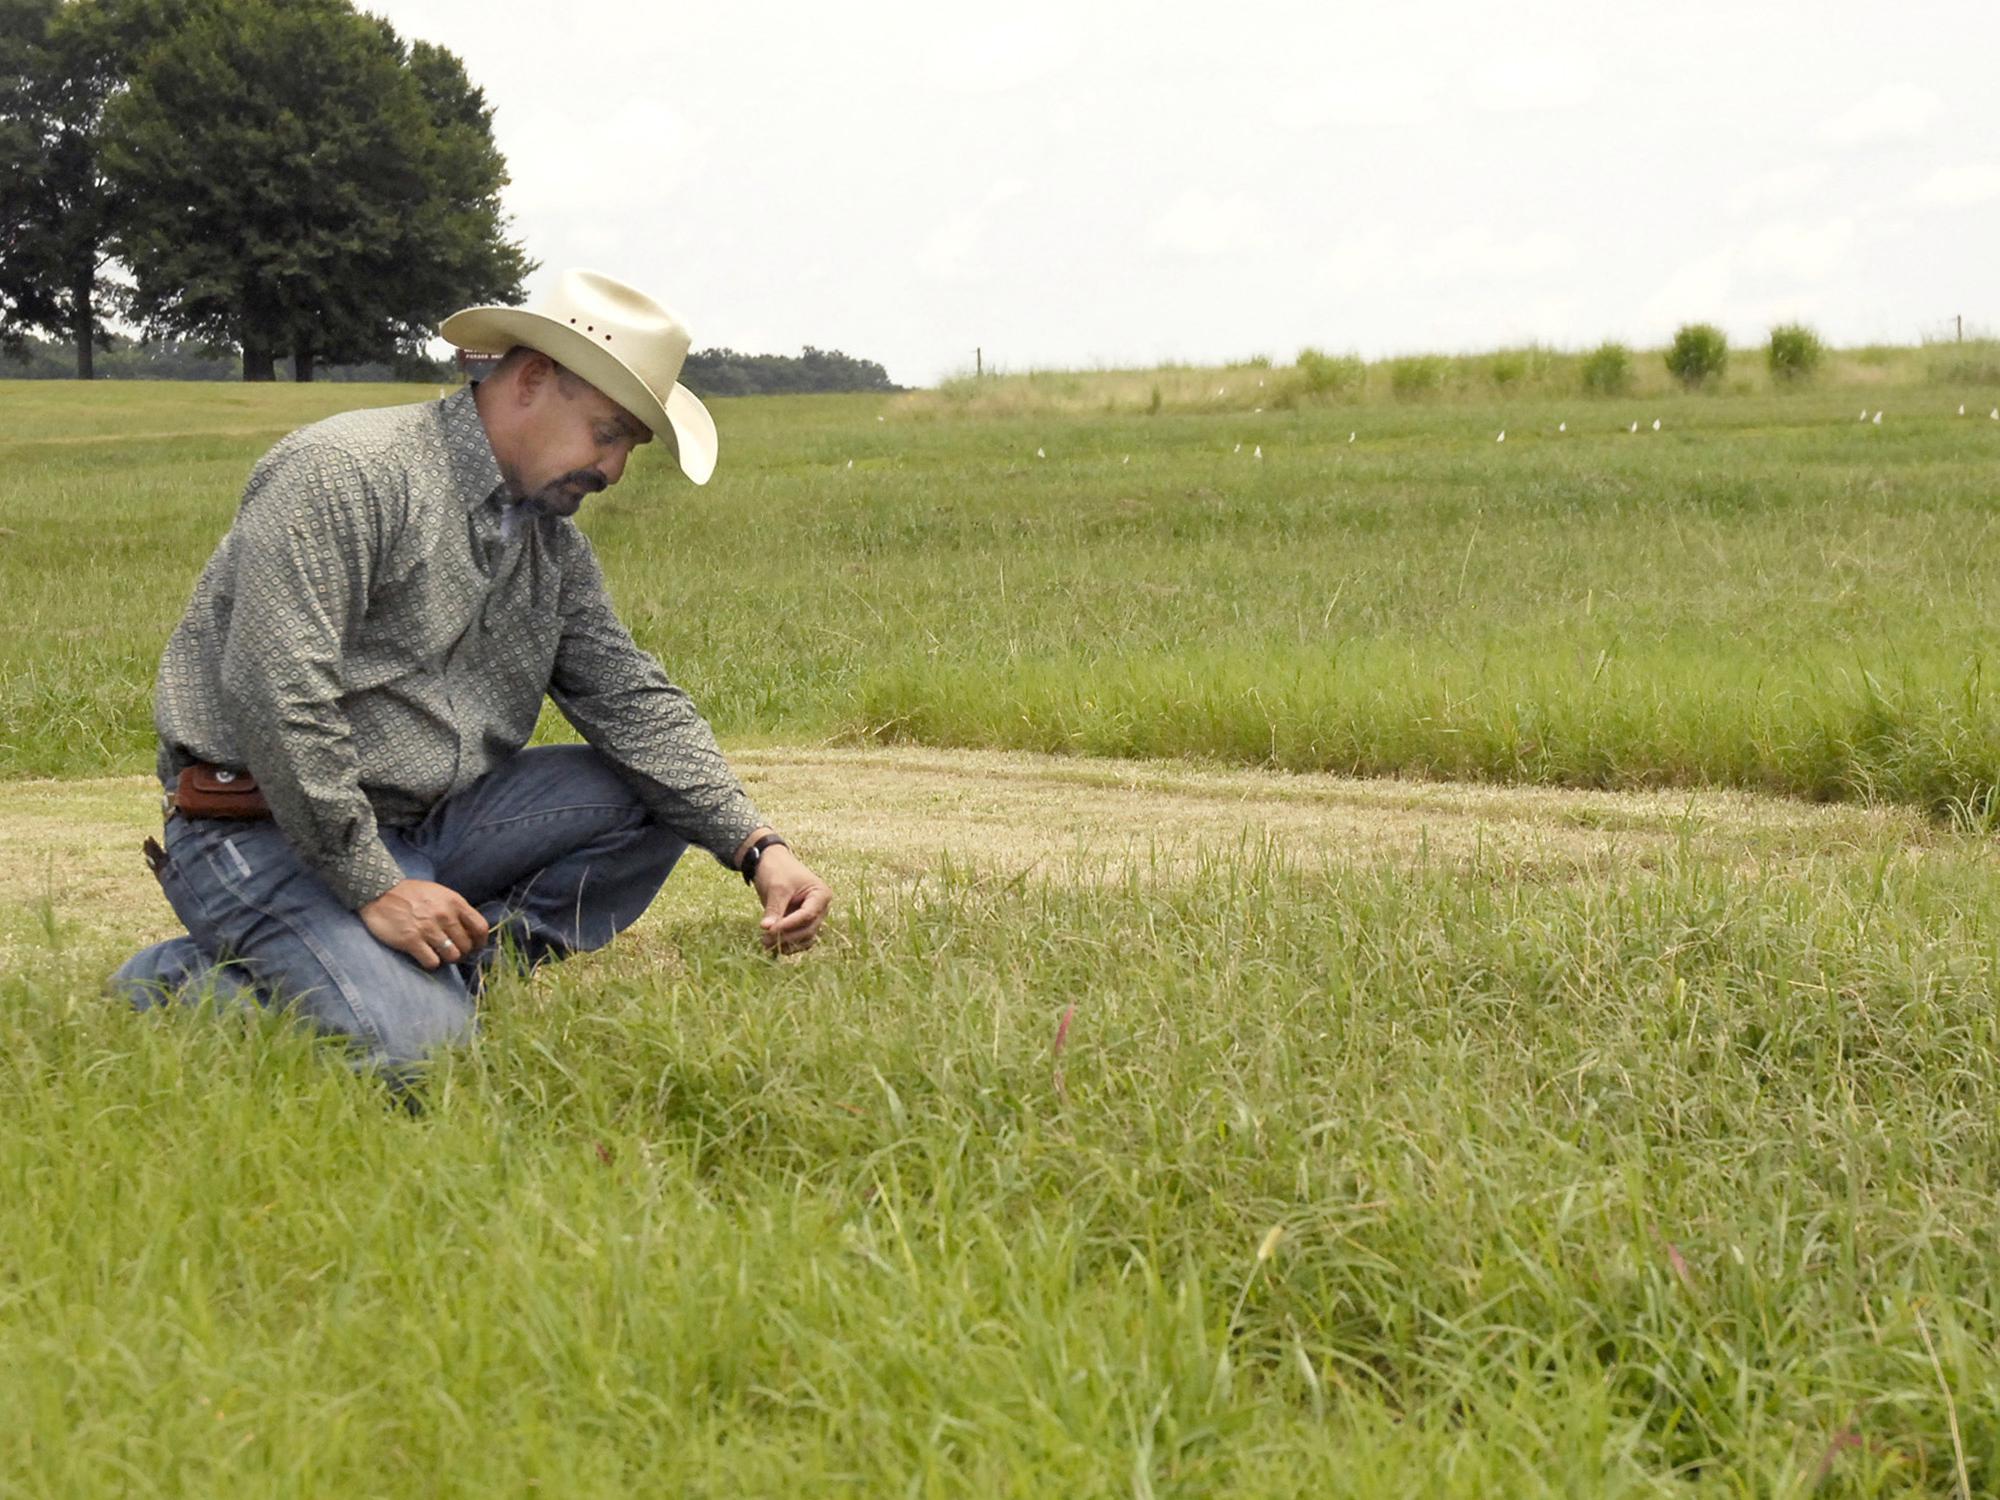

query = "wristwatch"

[{"left": 738, "top": 833, "right": 790, "bottom": 884}]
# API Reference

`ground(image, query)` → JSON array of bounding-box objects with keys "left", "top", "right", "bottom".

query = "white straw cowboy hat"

[{"left": 440, "top": 269, "right": 718, "bottom": 485}]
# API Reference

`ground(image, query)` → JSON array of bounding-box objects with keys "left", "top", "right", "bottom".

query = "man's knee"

[
  {"left": 108, "top": 936, "right": 260, "bottom": 1014},
  {"left": 263, "top": 931, "right": 477, "bottom": 1072},
  {"left": 108, "top": 936, "right": 203, "bottom": 1012},
  {"left": 480, "top": 744, "right": 683, "bottom": 899},
  {"left": 333, "top": 971, "right": 475, "bottom": 1070}
]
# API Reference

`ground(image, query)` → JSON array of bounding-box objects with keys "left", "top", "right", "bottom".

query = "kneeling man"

[{"left": 110, "top": 270, "right": 831, "bottom": 1071}]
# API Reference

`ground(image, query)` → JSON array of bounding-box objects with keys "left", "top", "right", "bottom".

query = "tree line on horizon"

[
  {"left": 678, "top": 346, "right": 898, "bottom": 397},
  {"left": 0, "top": 326, "right": 904, "bottom": 395}
]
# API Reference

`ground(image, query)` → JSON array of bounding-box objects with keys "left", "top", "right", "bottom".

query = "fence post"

[{"left": 976, "top": 346, "right": 982, "bottom": 377}]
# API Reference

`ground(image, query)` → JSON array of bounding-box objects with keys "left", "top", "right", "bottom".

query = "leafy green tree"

[
  {"left": 0, "top": 0, "right": 162, "bottom": 377},
  {"left": 393, "top": 41, "right": 529, "bottom": 342},
  {"left": 104, "top": 0, "right": 528, "bottom": 380}
]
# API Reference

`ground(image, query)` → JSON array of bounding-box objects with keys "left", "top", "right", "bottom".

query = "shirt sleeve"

[
  {"left": 548, "top": 531, "right": 764, "bottom": 865},
  {"left": 217, "top": 444, "right": 406, "bottom": 909}
]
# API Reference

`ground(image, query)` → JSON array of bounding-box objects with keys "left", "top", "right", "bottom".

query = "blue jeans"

[{"left": 109, "top": 745, "right": 684, "bottom": 1071}]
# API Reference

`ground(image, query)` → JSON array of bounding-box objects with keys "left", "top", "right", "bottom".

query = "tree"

[
  {"left": 104, "top": 0, "right": 529, "bottom": 380},
  {"left": 391, "top": 40, "right": 530, "bottom": 352},
  {"left": 0, "top": 0, "right": 161, "bottom": 377}
]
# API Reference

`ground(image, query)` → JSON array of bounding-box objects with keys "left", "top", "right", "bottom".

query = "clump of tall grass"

[
  {"left": 1387, "top": 354, "right": 1451, "bottom": 400},
  {"left": 1666, "top": 324, "right": 1729, "bottom": 389},
  {"left": 1925, "top": 337, "right": 2000, "bottom": 386},
  {"left": 1482, "top": 345, "right": 1560, "bottom": 393},
  {"left": 1294, "top": 347, "right": 1366, "bottom": 397},
  {"left": 1767, "top": 323, "right": 1825, "bottom": 385},
  {"left": 1579, "top": 341, "right": 1632, "bottom": 396}
]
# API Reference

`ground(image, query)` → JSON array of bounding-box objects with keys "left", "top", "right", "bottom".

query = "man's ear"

[{"left": 513, "top": 351, "right": 556, "bottom": 405}]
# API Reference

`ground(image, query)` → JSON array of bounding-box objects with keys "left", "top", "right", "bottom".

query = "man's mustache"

[
  {"left": 522, "top": 470, "right": 608, "bottom": 515},
  {"left": 552, "top": 470, "right": 607, "bottom": 495}
]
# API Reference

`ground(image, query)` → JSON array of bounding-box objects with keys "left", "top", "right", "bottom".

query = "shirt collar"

[{"left": 440, "top": 386, "right": 509, "bottom": 511}]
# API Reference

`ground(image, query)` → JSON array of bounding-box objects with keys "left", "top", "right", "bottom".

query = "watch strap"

[{"left": 739, "top": 833, "right": 789, "bottom": 884}]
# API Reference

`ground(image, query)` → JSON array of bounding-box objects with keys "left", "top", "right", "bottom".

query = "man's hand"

[
  {"left": 752, "top": 846, "right": 832, "bottom": 953},
  {"left": 360, "top": 879, "right": 490, "bottom": 970}
]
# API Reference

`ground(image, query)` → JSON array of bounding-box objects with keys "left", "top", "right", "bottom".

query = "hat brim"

[{"left": 440, "top": 306, "right": 717, "bottom": 485}]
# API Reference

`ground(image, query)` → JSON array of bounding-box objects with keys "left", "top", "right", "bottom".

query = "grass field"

[
  {"left": 11, "top": 371, "right": 2000, "bottom": 814},
  {"left": 5, "top": 370, "right": 2000, "bottom": 1494}
]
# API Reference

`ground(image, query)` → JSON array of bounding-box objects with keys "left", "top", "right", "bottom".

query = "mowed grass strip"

[
  {"left": 7, "top": 379, "right": 2000, "bottom": 815},
  {"left": 4, "top": 788, "right": 1999, "bottom": 1494}
]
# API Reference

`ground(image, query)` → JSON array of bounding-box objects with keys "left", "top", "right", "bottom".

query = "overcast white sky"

[{"left": 368, "top": 0, "right": 2000, "bottom": 386}]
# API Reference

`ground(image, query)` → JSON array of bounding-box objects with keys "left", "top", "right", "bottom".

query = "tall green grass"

[
  {"left": 855, "top": 644, "right": 2000, "bottom": 820},
  {"left": 7, "top": 841, "right": 2000, "bottom": 1493}
]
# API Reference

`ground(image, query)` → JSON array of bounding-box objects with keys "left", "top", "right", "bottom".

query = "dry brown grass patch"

[{"left": 0, "top": 747, "right": 1944, "bottom": 970}]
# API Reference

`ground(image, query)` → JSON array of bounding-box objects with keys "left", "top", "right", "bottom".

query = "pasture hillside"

[{"left": 905, "top": 338, "right": 2000, "bottom": 417}]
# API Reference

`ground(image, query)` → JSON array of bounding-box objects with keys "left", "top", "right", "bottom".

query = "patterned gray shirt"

[{"left": 154, "top": 388, "right": 763, "bottom": 909}]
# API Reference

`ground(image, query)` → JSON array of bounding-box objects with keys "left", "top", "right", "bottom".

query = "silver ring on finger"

[{"left": 439, "top": 939, "right": 457, "bottom": 959}]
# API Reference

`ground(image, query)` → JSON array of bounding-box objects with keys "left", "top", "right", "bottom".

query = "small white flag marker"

[
  {"left": 1652, "top": 418, "right": 1661, "bottom": 431},
  {"left": 1558, "top": 421, "right": 1566, "bottom": 433},
  {"left": 1496, "top": 430, "right": 1506, "bottom": 443},
  {"left": 1233, "top": 442, "right": 1241, "bottom": 453},
  {"left": 1629, "top": 421, "right": 1639, "bottom": 433},
  {"left": 1036, "top": 447, "right": 1046, "bottom": 459},
  {"left": 1253, "top": 445, "right": 1262, "bottom": 459},
  {"left": 1960, "top": 404, "right": 1967, "bottom": 416},
  {"left": 845, "top": 459, "right": 853, "bottom": 469},
  {"left": 1348, "top": 432, "right": 1356, "bottom": 444},
  {"left": 1121, "top": 454, "right": 1130, "bottom": 464},
  {"left": 1872, "top": 411, "right": 1883, "bottom": 425}
]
